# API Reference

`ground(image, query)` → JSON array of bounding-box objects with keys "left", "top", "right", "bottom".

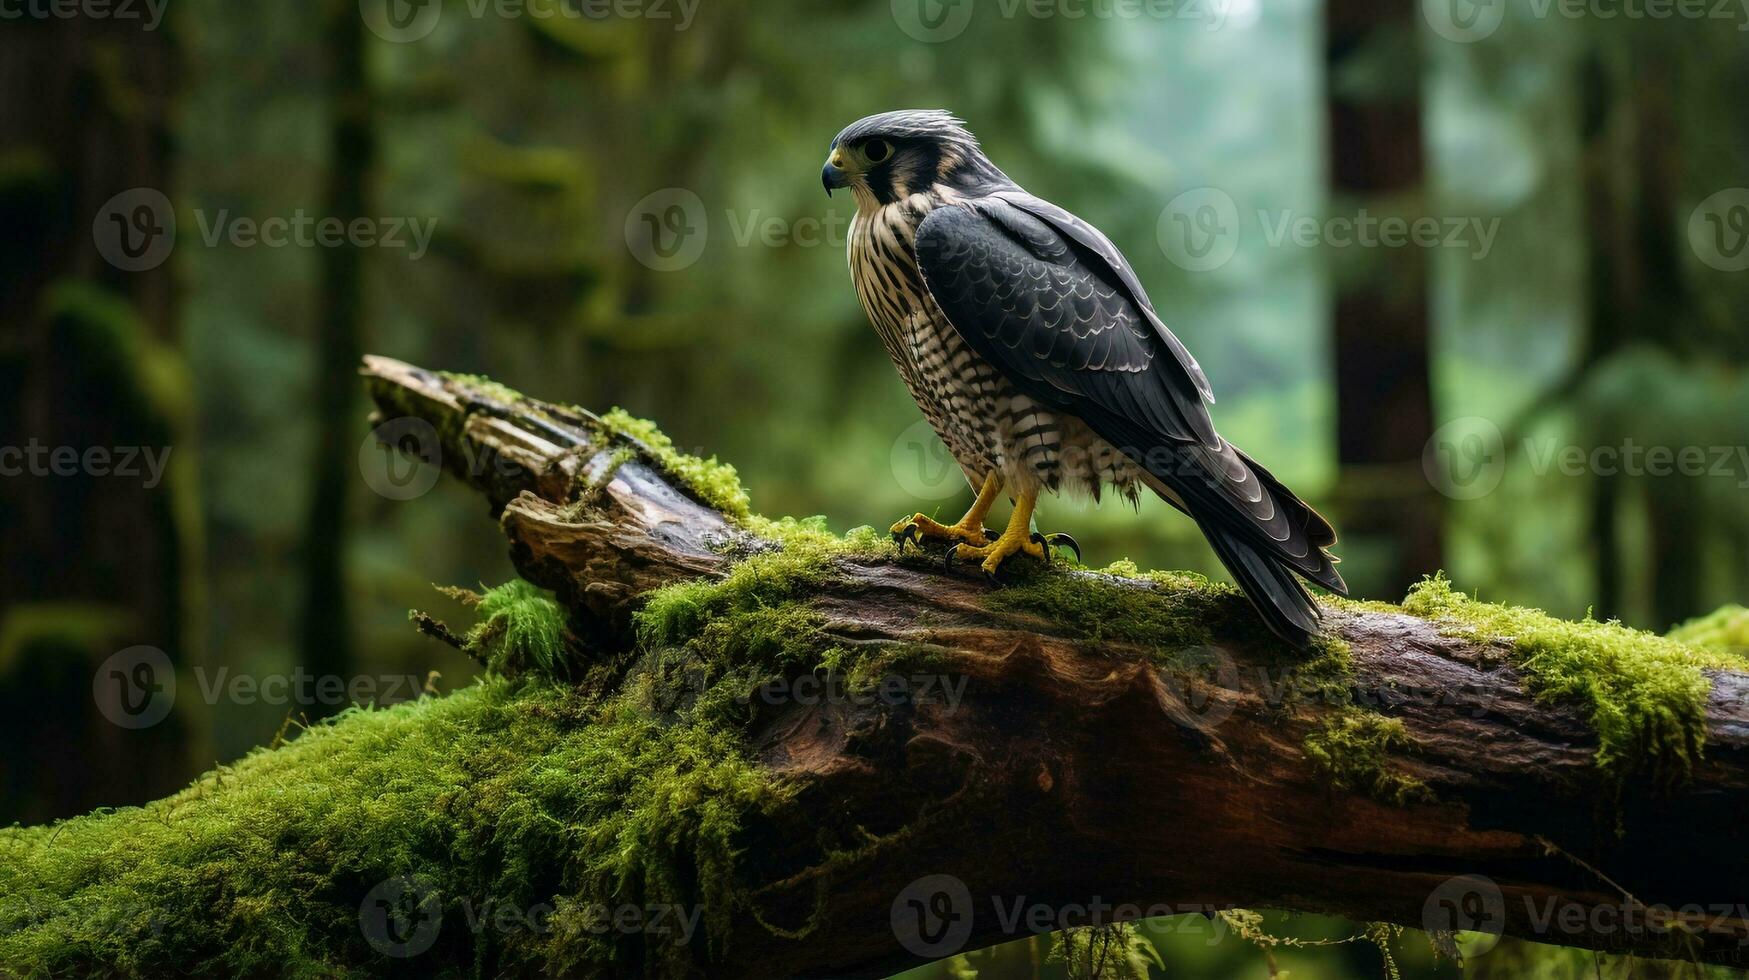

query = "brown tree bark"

[
  {"left": 361, "top": 357, "right": 1749, "bottom": 976},
  {"left": 297, "top": 0, "right": 378, "bottom": 707}
]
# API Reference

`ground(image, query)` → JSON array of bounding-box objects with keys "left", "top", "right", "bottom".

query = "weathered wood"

[{"left": 363, "top": 355, "right": 1749, "bottom": 977}]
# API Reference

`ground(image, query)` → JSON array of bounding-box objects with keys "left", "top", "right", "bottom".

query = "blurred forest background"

[{"left": 2, "top": 0, "right": 1747, "bottom": 976}]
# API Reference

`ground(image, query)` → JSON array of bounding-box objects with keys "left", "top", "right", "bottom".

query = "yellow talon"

[
  {"left": 945, "top": 488, "right": 1046, "bottom": 576},
  {"left": 891, "top": 513, "right": 989, "bottom": 547},
  {"left": 890, "top": 472, "right": 1003, "bottom": 550}
]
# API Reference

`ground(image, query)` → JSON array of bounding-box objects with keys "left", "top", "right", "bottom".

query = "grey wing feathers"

[
  {"left": 913, "top": 196, "right": 1346, "bottom": 641},
  {"left": 991, "top": 190, "right": 1215, "bottom": 407}
]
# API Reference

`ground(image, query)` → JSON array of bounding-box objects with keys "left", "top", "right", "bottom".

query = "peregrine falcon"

[{"left": 822, "top": 109, "right": 1347, "bottom": 645}]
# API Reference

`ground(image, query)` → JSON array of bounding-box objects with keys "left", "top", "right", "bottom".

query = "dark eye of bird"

[{"left": 863, "top": 139, "right": 892, "bottom": 164}]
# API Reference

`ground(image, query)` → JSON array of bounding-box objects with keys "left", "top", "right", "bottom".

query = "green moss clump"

[
  {"left": 1049, "top": 923, "right": 1163, "bottom": 980},
  {"left": 597, "top": 408, "right": 752, "bottom": 521},
  {"left": 981, "top": 560, "right": 1226, "bottom": 662},
  {"left": 636, "top": 544, "right": 834, "bottom": 654},
  {"left": 438, "top": 371, "right": 533, "bottom": 411},
  {"left": 1667, "top": 605, "right": 1749, "bottom": 661},
  {"left": 983, "top": 560, "right": 1357, "bottom": 699},
  {"left": 0, "top": 680, "right": 786, "bottom": 978},
  {"left": 1403, "top": 575, "right": 1738, "bottom": 783},
  {"left": 465, "top": 580, "right": 569, "bottom": 680},
  {"left": 1302, "top": 708, "right": 1432, "bottom": 806}
]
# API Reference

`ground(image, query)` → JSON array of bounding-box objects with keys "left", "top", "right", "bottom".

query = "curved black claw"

[
  {"left": 893, "top": 524, "right": 919, "bottom": 552},
  {"left": 1043, "top": 531, "right": 1081, "bottom": 563},
  {"left": 943, "top": 542, "right": 963, "bottom": 573},
  {"left": 1030, "top": 532, "right": 1052, "bottom": 564}
]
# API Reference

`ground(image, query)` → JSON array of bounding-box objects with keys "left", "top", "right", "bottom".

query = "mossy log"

[
  {"left": 361, "top": 357, "right": 1749, "bottom": 973},
  {"left": 4, "top": 357, "right": 1748, "bottom": 979}
]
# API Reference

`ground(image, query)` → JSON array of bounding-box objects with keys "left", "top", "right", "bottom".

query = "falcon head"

[{"left": 822, "top": 109, "right": 1011, "bottom": 208}]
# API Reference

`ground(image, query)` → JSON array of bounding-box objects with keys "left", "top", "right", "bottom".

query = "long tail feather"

[{"left": 1200, "top": 520, "right": 1323, "bottom": 647}]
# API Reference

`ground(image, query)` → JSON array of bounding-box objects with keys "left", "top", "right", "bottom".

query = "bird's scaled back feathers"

[{"left": 912, "top": 192, "right": 1347, "bottom": 640}]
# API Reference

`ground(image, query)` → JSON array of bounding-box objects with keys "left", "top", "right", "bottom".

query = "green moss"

[
  {"left": 1049, "top": 923, "right": 1162, "bottom": 980},
  {"left": 1667, "top": 605, "right": 1749, "bottom": 661},
  {"left": 41, "top": 281, "right": 193, "bottom": 445},
  {"left": 0, "top": 680, "right": 786, "bottom": 978},
  {"left": 0, "top": 603, "right": 135, "bottom": 678},
  {"left": 464, "top": 580, "right": 569, "bottom": 681},
  {"left": 0, "top": 528, "right": 924, "bottom": 977},
  {"left": 637, "top": 545, "right": 833, "bottom": 654},
  {"left": 982, "top": 560, "right": 1356, "bottom": 700},
  {"left": 1302, "top": 708, "right": 1432, "bottom": 806},
  {"left": 981, "top": 560, "right": 1226, "bottom": 662},
  {"left": 597, "top": 409, "right": 751, "bottom": 521},
  {"left": 1402, "top": 575, "right": 1737, "bottom": 784},
  {"left": 438, "top": 371, "right": 533, "bottom": 411}
]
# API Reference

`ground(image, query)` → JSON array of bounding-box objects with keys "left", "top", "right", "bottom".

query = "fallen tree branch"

[
  {"left": 358, "top": 358, "right": 1749, "bottom": 973},
  {"left": 3, "top": 358, "right": 1746, "bottom": 979}
]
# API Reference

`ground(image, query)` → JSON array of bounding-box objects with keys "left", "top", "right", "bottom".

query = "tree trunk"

[
  {"left": 1577, "top": 47, "right": 1703, "bottom": 630},
  {"left": 297, "top": 0, "right": 378, "bottom": 703},
  {"left": 0, "top": 9, "right": 200, "bottom": 822},
  {"left": 1324, "top": 0, "right": 1442, "bottom": 600}
]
